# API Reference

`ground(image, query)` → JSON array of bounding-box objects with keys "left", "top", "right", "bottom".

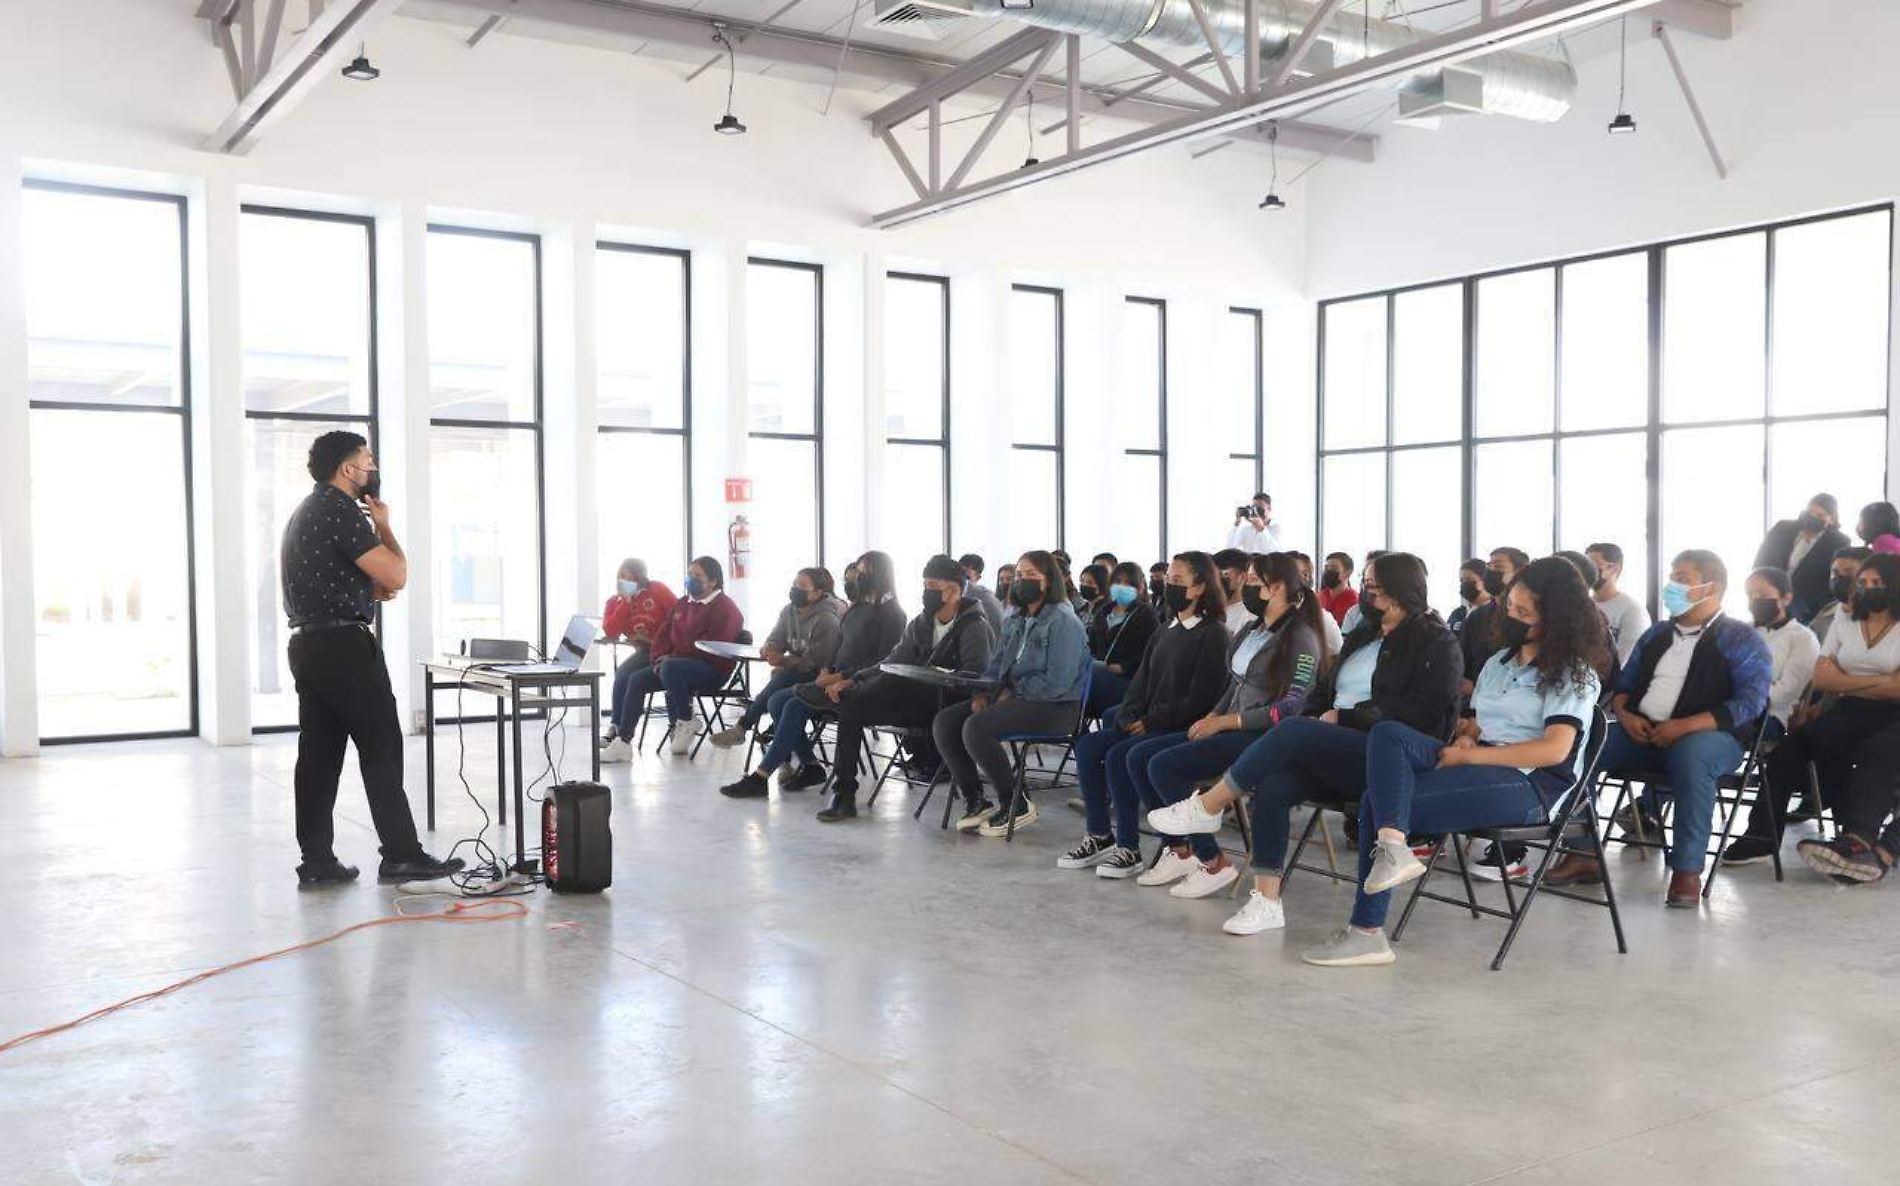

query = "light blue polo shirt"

[
  {"left": 1470, "top": 649, "right": 1601, "bottom": 786},
  {"left": 1230, "top": 622, "right": 1273, "bottom": 678},
  {"left": 1333, "top": 638, "right": 1382, "bottom": 710}
]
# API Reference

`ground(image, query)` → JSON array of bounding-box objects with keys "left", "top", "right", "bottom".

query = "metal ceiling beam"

[
  {"left": 1653, "top": 21, "right": 1726, "bottom": 179},
  {"left": 412, "top": 0, "right": 1373, "bottom": 161},
  {"left": 872, "top": 0, "right": 1664, "bottom": 228},
  {"left": 868, "top": 27, "right": 1060, "bottom": 133},
  {"left": 1269, "top": 0, "right": 1349, "bottom": 89},
  {"left": 202, "top": 0, "right": 403, "bottom": 153},
  {"left": 1115, "top": 41, "right": 1231, "bottom": 105}
]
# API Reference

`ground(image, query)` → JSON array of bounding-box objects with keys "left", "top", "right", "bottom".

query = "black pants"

[
  {"left": 1749, "top": 698, "right": 1900, "bottom": 843},
  {"left": 831, "top": 680, "right": 961, "bottom": 791},
  {"left": 288, "top": 624, "right": 423, "bottom": 864}
]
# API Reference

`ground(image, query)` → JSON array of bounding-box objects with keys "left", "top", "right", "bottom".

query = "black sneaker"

[
  {"left": 297, "top": 859, "right": 360, "bottom": 886},
  {"left": 720, "top": 772, "right": 769, "bottom": 799},
  {"left": 787, "top": 763, "right": 830, "bottom": 792},
  {"left": 377, "top": 852, "right": 465, "bottom": 884},
  {"left": 954, "top": 800, "right": 997, "bottom": 832},
  {"left": 1720, "top": 836, "right": 1776, "bottom": 866},
  {"left": 1056, "top": 834, "right": 1117, "bottom": 870},
  {"left": 815, "top": 789, "right": 858, "bottom": 823}
]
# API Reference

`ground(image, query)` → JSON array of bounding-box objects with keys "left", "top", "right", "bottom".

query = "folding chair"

[
  {"left": 997, "top": 664, "right": 1095, "bottom": 842},
  {"left": 653, "top": 631, "right": 755, "bottom": 757},
  {"left": 1391, "top": 706, "right": 1625, "bottom": 971},
  {"left": 867, "top": 725, "right": 940, "bottom": 808},
  {"left": 1600, "top": 711, "right": 1779, "bottom": 896}
]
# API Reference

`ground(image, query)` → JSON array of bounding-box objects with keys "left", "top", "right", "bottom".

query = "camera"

[{"left": 1237, "top": 504, "right": 1259, "bottom": 519}]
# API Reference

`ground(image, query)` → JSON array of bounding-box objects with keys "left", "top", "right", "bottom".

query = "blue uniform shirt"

[
  {"left": 1471, "top": 649, "right": 1600, "bottom": 788},
  {"left": 1332, "top": 638, "right": 1383, "bottom": 710}
]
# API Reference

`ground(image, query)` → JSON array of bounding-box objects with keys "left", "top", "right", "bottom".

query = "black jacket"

[
  {"left": 1086, "top": 601, "right": 1159, "bottom": 674},
  {"left": 1460, "top": 600, "right": 1502, "bottom": 681},
  {"left": 828, "top": 598, "right": 908, "bottom": 678},
  {"left": 1118, "top": 616, "right": 1230, "bottom": 733},
  {"left": 1305, "top": 611, "right": 1462, "bottom": 739},
  {"left": 853, "top": 598, "right": 994, "bottom": 694},
  {"left": 1754, "top": 520, "right": 1849, "bottom": 623}
]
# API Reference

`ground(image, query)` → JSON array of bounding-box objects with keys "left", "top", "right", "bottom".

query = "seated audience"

[
  {"left": 1544, "top": 549, "right": 1770, "bottom": 906},
  {"left": 1447, "top": 558, "right": 1488, "bottom": 638},
  {"left": 1091, "top": 551, "right": 1120, "bottom": 573},
  {"left": 1052, "top": 551, "right": 1088, "bottom": 613},
  {"left": 995, "top": 562, "right": 1018, "bottom": 612},
  {"left": 1459, "top": 547, "right": 1530, "bottom": 699},
  {"left": 1728, "top": 552, "right": 1900, "bottom": 877},
  {"left": 1147, "top": 561, "right": 1168, "bottom": 604},
  {"left": 1585, "top": 542, "right": 1651, "bottom": 666},
  {"left": 1077, "top": 563, "right": 1109, "bottom": 613},
  {"left": 1857, "top": 501, "right": 1900, "bottom": 554},
  {"left": 1338, "top": 550, "right": 1388, "bottom": 633},
  {"left": 1214, "top": 547, "right": 1254, "bottom": 635},
  {"left": 602, "top": 557, "right": 678, "bottom": 744},
  {"left": 1059, "top": 552, "right": 1233, "bottom": 884},
  {"left": 710, "top": 567, "right": 843, "bottom": 747},
  {"left": 1148, "top": 552, "right": 1461, "bottom": 937},
  {"left": 1084, "top": 562, "right": 1160, "bottom": 716},
  {"left": 1318, "top": 551, "right": 1358, "bottom": 625},
  {"left": 602, "top": 556, "right": 744, "bottom": 759},
  {"left": 1755, "top": 493, "right": 1847, "bottom": 622},
  {"left": 1810, "top": 546, "right": 1871, "bottom": 650},
  {"left": 1299, "top": 556, "right": 1609, "bottom": 967},
  {"left": 959, "top": 553, "right": 1006, "bottom": 635},
  {"left": 715, "top": 552, "right": 906, "bottom": 794},
  {"left": 934, "top": 551, "right": 1091, "bottom": 836},
  {"left": 1746, "top": 567, "right": 1821, "bottom": 738}
]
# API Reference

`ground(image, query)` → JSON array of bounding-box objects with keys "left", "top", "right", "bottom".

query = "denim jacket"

[{"left": 984, "top": 600, "right": 1090, "bottom": 703}]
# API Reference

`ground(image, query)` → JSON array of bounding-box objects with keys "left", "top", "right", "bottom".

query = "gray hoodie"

[{"left": 765, "top": 594, "right": 846, "bottom": 675}]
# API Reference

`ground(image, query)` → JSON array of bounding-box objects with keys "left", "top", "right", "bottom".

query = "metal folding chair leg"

[{"left": 1003, "top": 745, "right": 1031, "bottom": 842}]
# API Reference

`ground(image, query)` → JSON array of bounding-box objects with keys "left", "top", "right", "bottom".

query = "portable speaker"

[{"left": 542, "top": 781, "right": 612, "bottom": 893}]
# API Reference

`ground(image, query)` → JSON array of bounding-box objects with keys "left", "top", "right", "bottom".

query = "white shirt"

[
  {"left": 1318, "top": 610, "right": 1343, "bottom": 655},
  {"left": 1636, "top": 624, "right": 1703, "bottom": 721},
  {"left": 1757, "top": 619, "right": 1820, "bottom": 728},
  {"left": 931, "top": 614, "right": 953, "bottom": 646},
  {"left": 1225, "top": 519, "right": 1284, "bottom": 554},
  {"left": 1822, "top": 615, "right": 1900, "bottom": 678},
  {"left": 1224, "top": 602, "right": 1255, "bottom": 636},
  {"left": 1596, "top": 590, "right": 1652, "bottom": 667},
  {"left": 1789, "top": 532, "right": 1819, "bottom": 574}
]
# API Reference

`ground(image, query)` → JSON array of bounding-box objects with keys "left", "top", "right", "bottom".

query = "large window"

[
  {"left": 883, "top": 273, "right": 950, "bottom": 593},
  {"left": 241, "top": 206, "right": 376, "bottom": 730},
  {"left": 1317, "top": 206, "right": 1893, "bottom": 616},
  {"left": 1221, "top": 307, "right": 1266, "bottom": 511},
  {"left": 22, "top": 183, "right": 197, "bottom": 742},
  {"left": 746, "top": 258, "right": 823, "bottom": 625},
  {"left": 597, "top": 243, "right": 690, "bottom": 598},
  {"left": 1117, "top": 296, "right": 1168, "bottom": 566},
  {"left": 426, "top": 226, "right": 544, "bottom": 658},
  {"left": 1009, "top": 284, "right": 1064, "bottom": 553}
]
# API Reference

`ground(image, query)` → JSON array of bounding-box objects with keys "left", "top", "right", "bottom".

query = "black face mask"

[
  {"left": 1242, "top": 586, "right": 1268, "bottom": 617},
  {"left": 1852, "top": 588, "right": 1892, "bottom": 621},
  {"left": 1798, "top": 512, "right": 1827, "bottom": 534},
  {"left": 1359, "top": 597, "right": 1385, "bottom": 626},
  {"left": 1831, "top": 574, "right": 1855, "bottom": 602},
  {"left": 843, "top": 575, "right": 861, "bottom": 602},
  {"left": 1148, "top": 577, "right": 1165, "bottom": 601},
  {"left": 1748, "top": 597, "right": 1782, "bottom": 628},
  {"left": 1482, "top": 569, "right": 1507, "bottom": 598},
  {"left": 1459, "top": 580, "right": 1482, "bottom": 605},
  {"left": 1164, "top": 584, "right": 1192, "bottom": 615},
  {"left": 1320, "top": 569, "right": 1343, "bottom": 590},
  {"left": 789, "top": 587, "right": 811, "bottom": 609},
  {"left": 1079, "top": 585, "right": 1100, "bottom": 603},
  {"left": 922, "top": 587, "right": 947, "bottom": 616},
  {"left": 1009, "top": 579, "right": 1042, "bottom": 609},
  {"left": 1498, "top": 616, "right": 1532, "bottom": 652}
]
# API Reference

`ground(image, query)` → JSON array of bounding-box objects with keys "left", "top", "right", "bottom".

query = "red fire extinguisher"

[{"left": 728, "top": 514, "right": 751, "bottom": 580}]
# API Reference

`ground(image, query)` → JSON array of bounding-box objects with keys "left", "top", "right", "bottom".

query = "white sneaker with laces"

[
  {"left": 1146, "top": 792, "right": 1225, "bottom": 837},
  {"left": 1363, "top": 836, "right": 1427, "bottom": 895},
  {"left": 1136, "top": 849, "right": 1197, "bottom": 887},
  {"left": 1170, "top": 862, "right": 1240, "bottom": 899},
  {"left": 600, "top": 738, "right": 634, "bottom": 764},
  {"left": 668, "top": 719, "right": 700, "bottom": 756},
  {"left": 1223, "top": 890, "right": 1286, "bottom": 935}
]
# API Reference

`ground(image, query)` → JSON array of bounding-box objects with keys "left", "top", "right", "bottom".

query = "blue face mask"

[
  {"left": 1108, "top": 584, "right": 1138, "bottom": 608},
  {"left": 1661, "top": 580, "right": 1700, "bottom": 618},
  {"left": 684, "top": 576, "right": 707, "bottom": 599},
  {"left": 617, "top": 579, "right": 640, "bottom": 597}
]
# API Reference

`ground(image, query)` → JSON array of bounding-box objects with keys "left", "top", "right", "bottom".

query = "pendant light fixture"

[
  {"left": 341, "top": 44, "right": 379, "bottom": 81},
  {"left": 1022, "top": 88, "right": 1040, "bottom": 169},
  {"left": 1607, "top": 16, "right": 1637, "bottom": 134},
  {"left": 1258, "top": 122, "right": 1285, "bottom": 210},
  {"left": 712, "top": 25, "right": 746, "bottom": 136}
]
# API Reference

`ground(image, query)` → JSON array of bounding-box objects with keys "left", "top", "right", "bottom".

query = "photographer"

[{"left": 1226, "top": 492, "right": 1283, "bottom": 554}]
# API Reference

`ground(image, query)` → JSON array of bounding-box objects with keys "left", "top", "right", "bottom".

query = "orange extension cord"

[{"left": 0, "top": 898, "right": 529, "bottom": 1056}]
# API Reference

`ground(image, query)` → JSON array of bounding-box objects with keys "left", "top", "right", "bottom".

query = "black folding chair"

[
  {"left": 1391, "top": 706, "right": 1625, "bottom": 971},
  {"left": 654, "top": 631, "right": 755, "bottom": 758}
]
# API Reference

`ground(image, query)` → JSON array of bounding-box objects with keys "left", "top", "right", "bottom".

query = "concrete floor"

[{"left": 1, "top": 727, "right": 1896, "bottom": 1185}]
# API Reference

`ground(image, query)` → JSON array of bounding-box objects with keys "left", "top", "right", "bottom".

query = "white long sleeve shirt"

[
  {"left": 1225, "top": 519, "right": 1284, "bottom": 554},
  {"left": 1757, "top": 619, "right": 1820, "bottom": 728}
]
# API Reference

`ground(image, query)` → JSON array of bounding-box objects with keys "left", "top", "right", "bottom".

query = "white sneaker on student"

[
  {"left": 1170, "top": 862, "right": 1239, "bottom": 899},
  {"left": 668, "top": 719, "right": 700, "bottom": 756},
  {"left": 1223, "top": 890, "right": 1286, "bottom": 935},
  {"left": 600, "top": 738, "right": 634, "bottom": 764},
  {"left": 1146, "top": 792, "right": 1225, "bottom": 837},
  {"left": 1136, "top": 848, "right": 1197, "bottom": 887}
]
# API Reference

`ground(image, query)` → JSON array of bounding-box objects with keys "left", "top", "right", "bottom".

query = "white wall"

[{"left": 0, "top": 1, "right": 1311, "bottom": 753}]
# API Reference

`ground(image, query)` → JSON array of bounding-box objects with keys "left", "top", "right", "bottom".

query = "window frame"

[
  {"left": 885, "top": 270, "right": 952, "bottom": 554},
  {"left": 1228, "top": 305, "right": 1265, "bottom": 493},
  {"left": 240, "top": 203, "right": 381, "bottom": 735},
  {"left": 745, "top": 256, "right": 826, "bottom": 563},
  {"left": 595, "top": 239, "right": 692, "bottom": 577},
  {"left": 1315, "top": 203, "right": 1894, "bottom": 618},
  {"left": 1125, "top": 295, "right": 1169, "bottom": 559},
  {"left": 25, "top": 179, "right": 201, "bottom": 745},
  {"left": 1010, "top": 283, "right": 1065, "bottom": 549}
]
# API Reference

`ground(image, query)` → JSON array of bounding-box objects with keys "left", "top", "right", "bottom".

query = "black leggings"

[{"left": 1750, "top": 698, "right": 1900, "bottom": 842}]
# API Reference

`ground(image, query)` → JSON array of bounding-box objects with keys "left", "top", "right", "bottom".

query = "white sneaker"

[
  {"left": 1147, "top": 792, "right": 1225, "bottom": 837},
  {"left": 1223, "top": 890, "right": 1286, "bottom": 935},
  {"left": 1137, "top": 849, "right": 1196, "bottom": 887},
  {"left": 709, "top": 725, "right": 748, "bottom": 748},
  {"left": 600, "top": 738, "right": 633, "bottom": 764},
  {"left": 667, "top": 719, "right": 700, "bottom": 756},
  {"left": 1170, "top": 862, "right": 1240, "bottom": 899}
]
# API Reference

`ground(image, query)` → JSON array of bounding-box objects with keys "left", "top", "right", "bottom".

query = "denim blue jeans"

[
  {"left": 1348, "top": 720, "right": 1548, "bottom": 929},
  {"left": 739, "top": 667, "right": 805, "bottom": 731},
  {"left": 758, "top": 690, "right": 823, "bottom": 773},
  {"left": 614, "top": 656, "right": 725, "bottom": 736},
  {"left": 1072, "top": 708, "right": 1216, "bottom": 857},
  {"left": 1224, "top": 716, "right": 1371, "bottom": 874},
  {"left": 609, "top": 652, "right": 653, "bottom": 735},
  {"left": 1599, "top": 722, "right": 1743, "bottom": 872}
]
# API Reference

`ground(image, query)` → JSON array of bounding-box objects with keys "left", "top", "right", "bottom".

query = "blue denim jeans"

[
  {"left": 609, "top": 652, "right": 653, "bottom": 735},
  {"left": 1146, "top": 728, "right": 1260, "bottom": 811},
  {"left": 1599, "top": 722, "right": 1743, "bottom": 872},
  {"left": 1073, "top": 708, "right": 1215, "bottom": 857},
  {"left": 758, "top": 690, "right": 824, "bottom": 773},
  {"left": 740, "top": 667, "right": 805, "bottom": 730},
  {"left": 1348, "top": 720, "right": 1548, "bottom": 929},
  {"left": 1224, "top": 716, "right": 1371, "bottom": 874},
  {"left": 614, "top": 656, "right": 725, "bottom": 736}
]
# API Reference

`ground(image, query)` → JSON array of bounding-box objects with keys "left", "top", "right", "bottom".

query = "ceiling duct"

[
  {"left": 871, "top": 0, "right": 981, "bottom": 42},
  {"left": 967, "top": 0, "right": 1578, "bottom": 123}
]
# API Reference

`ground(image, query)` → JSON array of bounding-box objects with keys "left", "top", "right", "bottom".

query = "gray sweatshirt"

[{"left": 765, "top": 595, "right": 846, "bottom": 675}]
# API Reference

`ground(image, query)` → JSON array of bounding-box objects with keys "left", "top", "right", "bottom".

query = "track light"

[
  {"left": 341, "top": 45, "right": 379, "bottom": 81},
  {"left": 712, "top": 26, "right": 746, "bottom": 136},
  {"left": 1258, "top": 121, "right": 1285, "bottom": 211},
  {"left": 1607, "top": 16, "right": 1636, "bottom": 135}
]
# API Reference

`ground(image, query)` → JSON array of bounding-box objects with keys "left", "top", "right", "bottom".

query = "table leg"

[
  {"left": 495, "top": 701, "right": 507, "bottom": 828},
  {"left": 424, "top": 669, "right": 437, "bottom": 832},
  {"left": 512, "top": 682, "right": 527, "bottom": 870},
  {"left": 590, "top": 679, "right": 602, "bottom": 782}
]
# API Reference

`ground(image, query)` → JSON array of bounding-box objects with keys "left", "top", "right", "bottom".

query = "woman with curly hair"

[{"left": 1303, "top": 554, "right": 1610, "bottom": 967}]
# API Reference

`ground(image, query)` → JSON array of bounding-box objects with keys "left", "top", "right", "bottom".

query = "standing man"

[
  {"left": 1226, "top": 492, "right": 1284, "bottom": 554},
  {"left": 283, "top": 431, "right": 462, "bottom": 887}
]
